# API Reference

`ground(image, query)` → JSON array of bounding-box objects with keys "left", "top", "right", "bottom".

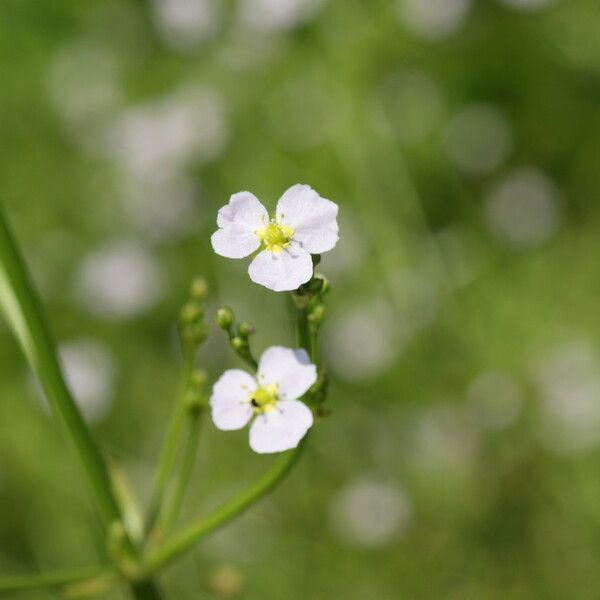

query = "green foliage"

[{"left": 1, "top": 0, "right": 600, "bottom": 598}]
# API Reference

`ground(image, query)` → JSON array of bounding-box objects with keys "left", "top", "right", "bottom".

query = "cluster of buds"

[
  {"left": 178, "top": 278, "right": 209, "bottom": 351},
  {"left": 184, "top": 369, "right": 208, "bottom": 415},
  {"left": 215, "top": 307, "right": 257, "bottom": 369}
]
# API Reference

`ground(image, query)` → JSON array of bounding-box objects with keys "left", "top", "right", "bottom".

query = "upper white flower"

[
  {"left": 210, "top": 346, "right": 317, "bottom": 453},
  {"left": 211, "top": 184, "right": 339, "bottom": 291}
]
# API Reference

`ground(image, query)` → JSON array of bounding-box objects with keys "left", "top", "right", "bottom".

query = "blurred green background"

[{"left": 1, "top": 0, "right": 600, "bottom": 597}]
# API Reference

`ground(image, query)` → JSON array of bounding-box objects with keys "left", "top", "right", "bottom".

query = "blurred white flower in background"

[
  {"left": 484, "top": 167, "right": 562, "bottom": 248},
  {"left": 120, "top": 173, "right": 200, "bottom": 244},
  {"left": 532, "top": 339, "right": 600, "bottom": 454},
  {"left": 324, "top": 299, "right": 399, "bottom": 382},
  {"left": 219, "top": 29, "right": 281, "bottom": 71},
  {"left": 497, "top": 0, "right": 559, "bottom": 11},
  {"left": 46, "top": 39, "right": 122, "bottom": 127},
  {"left": 411, "top": 405, "right": 480, "bottom": 471},
  {"left": 74, "top": 240, "right": 164, "bottom": 320},
  {"left": 151, "top": 0, "right": 221, "bottom": 52},
  {"left": 105, "top": 85, "right": 229, "bottom": 178},
  {"left": 444, "top": 104, "right": 513, "bottom": 176},
  {"left": 382, "top": 69, "right": 445, "bottom": 145},
  {"left": 467, "top": 370, "right": 523, "bottom": 430},
  {"left": 34, "top": 340, "right": 117, "bottom": 423},
  {"left": 432, "top": 226, "right": 493, "bottom": 290},
  {"left": 238, "top": 0, "right": 324, "bottom": 33},
  {"left": 329, "top": 477, "right": 412, "bottom": 549},
  {"left": 60, "top": 341, "right": 117, "bottom": 423},
  {"left": 387, "top": 267, "right": 439, "bottom": 334},
  {"left": 325, "top": 269, "right": 438, "bottom": 382},
  {"left": 397, "top": 0, "right": 472, "bottom": 41}
]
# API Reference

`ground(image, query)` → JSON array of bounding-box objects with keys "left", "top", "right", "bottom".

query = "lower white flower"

[
  {"left": 210, "top": 346, "right": 317, "bottom": 453},
  {"left": 211, "top": 184, "right": 339, "bottom": 292}
]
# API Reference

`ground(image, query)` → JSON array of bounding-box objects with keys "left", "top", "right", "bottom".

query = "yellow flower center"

[
  {"left": 250, "top": 383, "right": 278, "bottom": 414},
  {"left": 255, "top": 221, "right": 294, "bottom": 253}
]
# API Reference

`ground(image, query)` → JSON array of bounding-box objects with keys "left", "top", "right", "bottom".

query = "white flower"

[
  {"left": 210, "top": 346, "right": 317, "bottom": 453},
  {"left": 211, "top": 184, "right": 339, "bottom": 291}
]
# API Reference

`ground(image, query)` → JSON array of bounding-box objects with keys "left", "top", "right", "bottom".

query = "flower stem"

[
  {"left": 146, "top": 348, "right": 196, "bottom": 534},
  {"left": 0, "top": 206, "right": 122, "bottom": 529},
  {"left": 154, "top": 409, "right": 203, "bottom": 540},
  {"left": 146, "top": 439, "right": 307, "bottom": 573},
  {"left": 309, "top": 327, "right": 320, "bottom": 365},
  {"left": 0, "top": 566, "right": 112, "bottom": 594},
  {"left": 295, "top": 307, "right": 311, "bottom": 354}
]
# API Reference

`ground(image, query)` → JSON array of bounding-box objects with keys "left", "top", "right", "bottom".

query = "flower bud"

[
  {"left": 310, "top": 274, "right": 330, "bottom": 295},
  {"left": 182, "top": 322, "right": 209, "bottom": 346},
  {"left": 231, "top": 336, "right": 245, "bottom": 351},
  {"left": 184, "top": 369, "right": 209, "bottom": 413},
  {"left": 238, "top": 322, "right": 255, "bottom": 337},
  {"left": 308, "top": 304, "right": 325, "bottom": 328},
  {"left": 215, "top": 307, "right": 235, "bottom": 330},
  {"left": 180, "top": 301, "right": 203, "bottom": 324},
  {"left": 209, "top": 565, "right": 244, "bottom": 599},
  {"left": 190, "top": 277, "right": 208, "bottom": 301}
]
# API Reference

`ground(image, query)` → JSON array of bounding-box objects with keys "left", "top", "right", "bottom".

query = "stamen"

[
  {"left": 249, "top": 383, "right": 278, "bottom": 415},
  {"left": 255, "top": 219, "right": 294, "bottom": 253}
]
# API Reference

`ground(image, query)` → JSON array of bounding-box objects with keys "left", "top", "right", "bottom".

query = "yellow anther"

[
  {"left": 250, "top": 383, "right": 278, "bottom": 414},
  {"left": 255, "top": 221, "right": 294, "bottom": 253}
]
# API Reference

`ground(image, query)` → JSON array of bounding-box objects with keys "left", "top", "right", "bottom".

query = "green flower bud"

[
  {"left": 184, "top": 369, "right": 209, "bottom": 413},
  {"left": 215, "top": 307, "right": 235, "bottom": 330},
  {"left": 185, "top": 391, "right": 207, "bottom": 414},
  {"left": 182, "top": 322, "right": 208, "bottom": 346},
  {"left": 238, "top": 322, "right": 255, "bottom": 337},
  {"left": 190, "top": 277, "right": 208, "bottom": 301},
  {"left": 180, "top": 301, "right": 203, "bottom": 324},
  {"left": 308, "top": 304, "right": 326, "bottom": 327},
  {"left": 231, "top": 336, "right": 245, "bottom": 351},
  {"left": 309, "top": 274, "right": 330, "bottom": 295}
]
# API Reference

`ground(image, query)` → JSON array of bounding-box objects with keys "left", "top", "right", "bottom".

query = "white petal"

[
  {"left": 276, "top": 184, "right": 339, "bottom": 254},
  {"left": 257, "top": 346, "right": 317, "bottom": 400},
  {"left": 211, "top": 227, "right": 261, "bottom": 259},
  {"left": 211, "top": 192, "right": 268, "bottom": 259},
  {"left": 210, "top": 369, "right": 256, "bottom": 430},
  {"left": 216, "top": 191, "right": 268, "bottom": 229},
  {"left": 248, "top": 243, "right": 313, "bottom": 292},
  {"left": 249, "top": 400, "right": 313, "bottom": 454}
]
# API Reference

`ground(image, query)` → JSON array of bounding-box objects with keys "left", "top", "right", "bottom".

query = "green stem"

[
  {"left": 309, "top": 326, "right": 319, "bottom": 365},
  {"left": 0, "top": 566, "right": 111, "bottom": 595},
  {"left": 146, "top": 349, "right": 196, "bottom": 534},
  {"left": 155, "top": 411, "right": 203, "bottom": 539},
  {"left": 225, "top": 327, "right": 258, "bottom": 370},
  {"left": 296, "top": 308, "right": 311, "bottom": 354},
  {"left": 130, "top": 579, "right": 164, "bottom": 600},
  {"left": 146, "top": 439, "right": 307, "bottom": 573},
  {"left": 236, "top": 348, "right": 258, "bottom": 370},
  {"left": 0, "top": 206, "right": 122, "bottom": 529}
]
